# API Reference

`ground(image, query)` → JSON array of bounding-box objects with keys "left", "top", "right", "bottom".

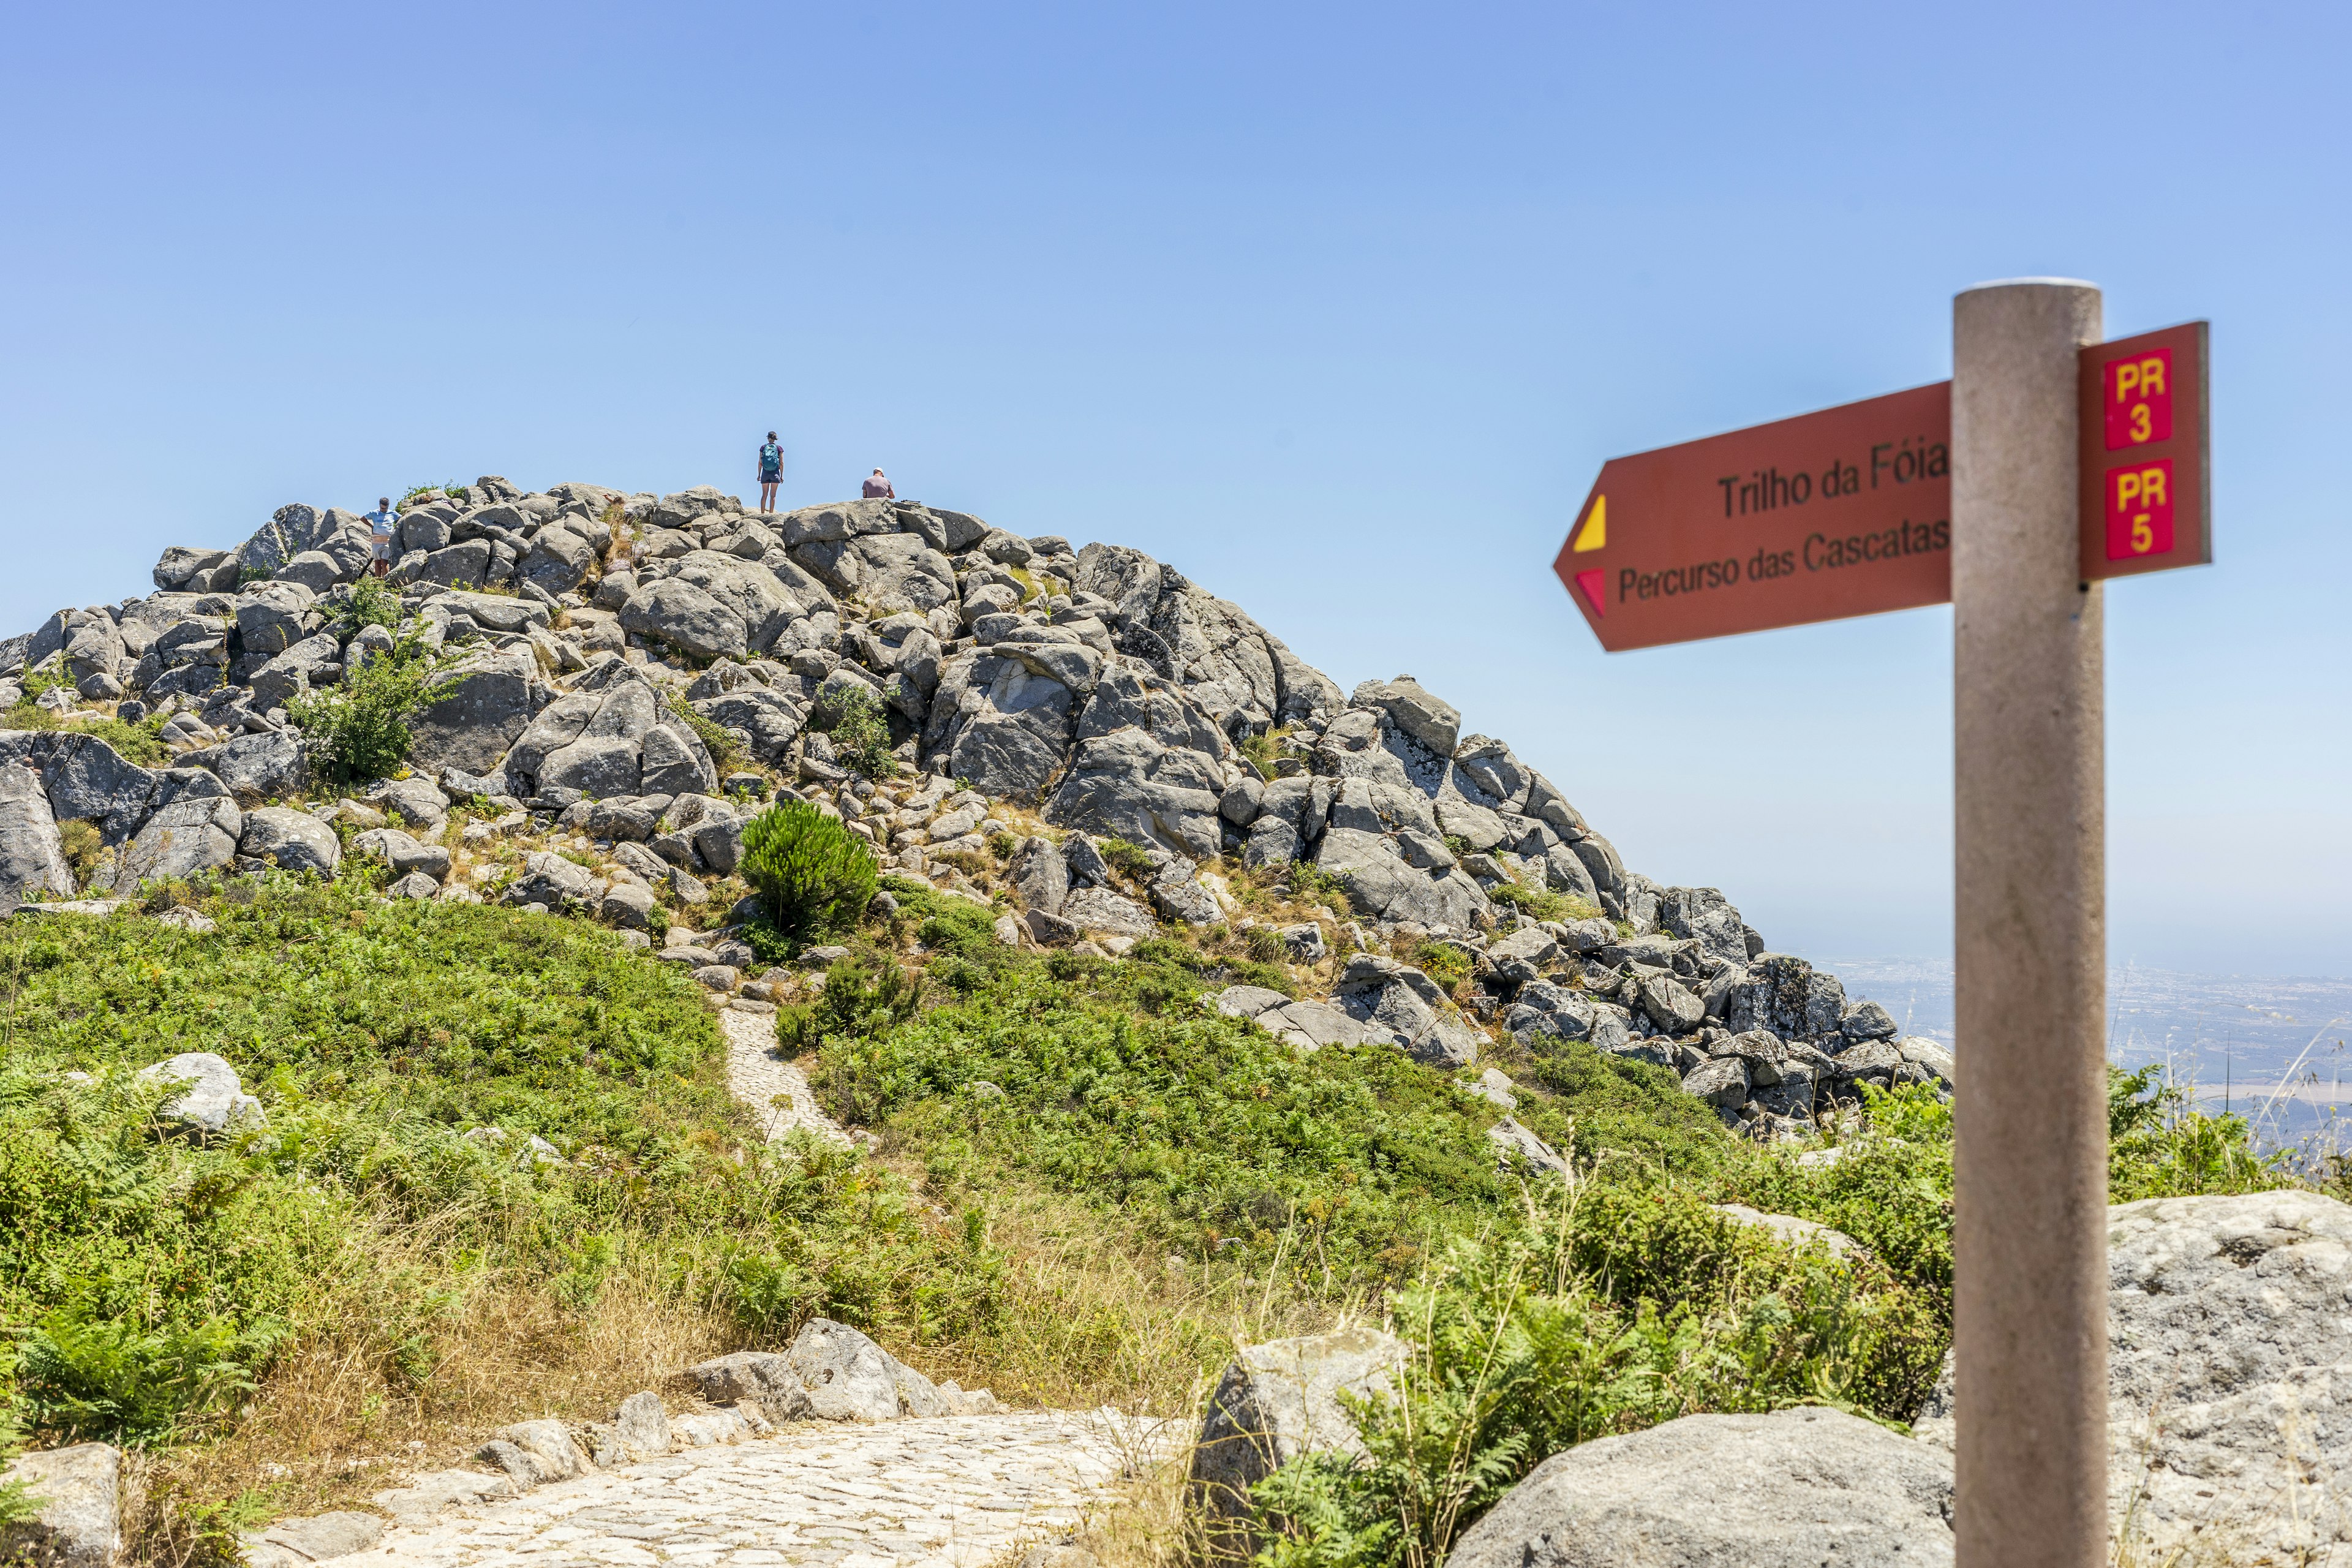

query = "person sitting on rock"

[
  {"left": 862, "top": 467, "right": 895, "bottom": 500},
  {"left": 757, "top": 431, "right": 783, "bottom": 512},
  {"left": 366, "top": 497, "right": 398, "bottom": 579}
]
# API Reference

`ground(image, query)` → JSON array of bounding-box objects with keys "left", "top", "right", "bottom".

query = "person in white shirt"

[{"left": 365, "top": 497, "right": 398, "bottom": 579}]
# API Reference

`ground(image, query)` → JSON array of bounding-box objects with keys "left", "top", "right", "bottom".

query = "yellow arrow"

[{"left": 1572, "top": 494, "right": 1606, "bottom": 552}]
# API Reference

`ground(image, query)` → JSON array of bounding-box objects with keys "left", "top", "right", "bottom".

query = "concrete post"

[{"left": 1951, "top": 278, "right": 2106, "bottom": 1568}]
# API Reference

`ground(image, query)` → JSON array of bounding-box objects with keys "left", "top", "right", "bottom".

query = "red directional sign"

[
  {"left": 2079, "top": 321, "right": 2210, "bottom": 581},
  {"left": 1558, "top": 322, "right": 2211, "bottom": 650},
  {"left": 1555, "top": 382, "right": 1953, "bottom": 652}
]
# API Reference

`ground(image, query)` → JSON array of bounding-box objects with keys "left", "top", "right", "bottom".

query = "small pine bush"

[{"left": 739, "top": 800, "right": 878, "bottom": 946}]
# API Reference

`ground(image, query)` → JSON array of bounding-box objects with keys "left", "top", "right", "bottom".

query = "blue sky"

[{"left": 4, "top": 1, "right": 2346, "bottom": 973}]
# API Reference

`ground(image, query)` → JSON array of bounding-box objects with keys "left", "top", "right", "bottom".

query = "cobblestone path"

[
  {"left": 719, "top": 1006, "right": 848, "bottom": 1147},
  {"left": 376, "top": 1411, "right": 1178, "bottom": 1568}
]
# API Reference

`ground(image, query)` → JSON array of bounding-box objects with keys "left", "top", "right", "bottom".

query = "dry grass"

[
  {"left": 867, "top": 1153, "right": 1344, "bottom": 1419},
  {"left": 131, "top": 1232, "right": 739, "bottom": 1566}
]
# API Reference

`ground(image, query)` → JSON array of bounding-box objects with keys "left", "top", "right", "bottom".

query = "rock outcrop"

[
  {"left": 1447, "top": 1407, "right": 1954, "bottom": 1568},
  {"left": 1189, "top": 1327, "right": 1408, "bottom": 1559},
  {"left": 1918, "top": 1188, "right": 2352, "bottom": 1559},
  {"left": 0, "top": 475, "right": 1925, "bottom": 1133}
]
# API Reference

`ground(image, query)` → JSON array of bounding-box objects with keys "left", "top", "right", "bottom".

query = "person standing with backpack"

[{"left": 757, "top": 432, "right": 783, "bottom": 513}]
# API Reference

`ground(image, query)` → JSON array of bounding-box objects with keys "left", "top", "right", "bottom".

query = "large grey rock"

[
  {"left": 1712, "top": 1203, "right": 1863, "bottom": 1260},
  {"left": 691, "top": 688, "right": 805, "bottom": 764},
  {"left": 0, "top": 1442, "right": 123, "bottom": 1568},
  {"left": 1070, "top": 543, "right": 1164, "bottom": 629},
  {"left": 684, "top": 1351, "right": 818, "bottom": 1424},
  {"left": 1633, "top": 971, "right": 1705, "bottom": 1035},
  {"left": 424, "top": 589, "right": 549, "bottom": 635},
  {"left": 639, "top": 721, "right": 718, "bottom": 799},
  {"left": 480, "top": 1419, "right": 589, "bottom": 1488},
  {"left": 239, "top": 806, "right": 341, "bottom": 874},
  {"left": 233, "top": 581, "right": 316, "bottom": 657},
  {"left": 506, "top": 674, "right": 663, "bottom": 798},
  {"left": 12, "top": 733, "right": 160, "bottom": 845},
  {"left": 1842, "top": 998, "right": 1899, "bottom": 1040},
  {"left": 1009, "top": 835, "right": 1069, "bottom": 915},
  {"left": 503, "top": 850, "right": 596, "bottom": 910},
  {"left": 183, "top": 728, "right": 309, "bottom": 803},
  {"left": 352, "top": 827, "right": 449, "bottom": 881},
  {"left": 364, "top": 776, "right": 449, "bottom": 830},
  {"left": 1333, "top": 954, "right": 1482, "bottom": 1068},
  {"left": 621, "top": 577, "right": 745, "bottom": 660},
  {"left": 1350, "top": 675, "right": 1460, "bottom": 757},
  {"left": 596, "top": 1392, "right": 675, "bottom": 1466},
  {"left": 137, "top": 1052, "right": 264, "bottom": 1137},
  {"left": 370, "top": 1468, "right": 517, "bottom": 1526},
  {"left": 1681, "top": 1055, "right": 1750, "bottom": 1109},
  {"left": 519, "top": 525, "right": 597, "bottom": 596},
  {"left": 1918, "top": 1190, "right": 2352, "bottom": 1558},
  {"left": 1188, "top": 1328, "right": 1406, "bottom": 1557},
  {"left": 1312, "top": 827, "right": 1490, "bottom": 932},
  {"left": 921, "top": 652, "right": 1079, "bottom": 802},
  {"left": 1045, "top": 728, "right": 1224, "bottom": 861},
  {"left": 1447, "top": 1407, "right": 1953, "bottom": 1568},
  {"left": 1487, "top": 1117, "right": 1572, "bottom": 1178},
  {"left": 408, "top": 650, "right": 537, "bottom": 776},
  {"left": 243, "top": 1511, "right": 383, "bottom": 1568},
  {"left": 1724, "top": 953, "right": 1838, "bottom": 1039},
  {"left": 108, "top": 773, "right": 241, "bottom": 888},
  {"left": 1060, "top": 887, "right": 1155, "bottom": 938},
  {"left": 1656, "top": 885, "right": 1747, "bottom": 967},
  {"left": 0, "top": 763, "right": 77, "bottom": 907},
  {"left": 785, "top": 1318, "right": 904, "bottom": 1422},
  {"left": 1453, "top": 734, "right": 1532, "bottom": 809},
  {"left": 1148, "top": 862, "right": 1223, "bottom": 925},
  {"left": 154, "top": 547, "right": 232, "bottom": 592}
]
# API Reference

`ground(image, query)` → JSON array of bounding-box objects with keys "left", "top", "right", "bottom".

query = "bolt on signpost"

[{"left": 1556, "top": 280, "right": 2211, "bottom": 1568}]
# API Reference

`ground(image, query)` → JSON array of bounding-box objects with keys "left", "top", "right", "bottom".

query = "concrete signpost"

[{"left": 1557, "top": 281, "right": 2211, "bottom": 1568}]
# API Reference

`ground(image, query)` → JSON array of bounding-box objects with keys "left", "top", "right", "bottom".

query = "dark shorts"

[{"left": 759, "top": 469, "right": 781, "bottom": 484}]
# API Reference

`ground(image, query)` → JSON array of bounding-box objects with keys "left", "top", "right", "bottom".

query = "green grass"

[
  {"left": 814, "top": 950, "right": 1529, "bottom": 1281},
  {"left": 0, "top": 840, "right": 2293, "bottom": 1566},
  {"left": 0, "top": 880, "right": 997, "bottom": 1459},
  {"left": 0, "top": 703, "right": 171, "bottom": 769}
]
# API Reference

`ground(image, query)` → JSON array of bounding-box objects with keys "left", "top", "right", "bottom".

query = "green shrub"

[
  {"left": 2106, "top": 1064, "right": 2284, "bottom": 1201},
  {"left": 1246, "top": 927, "right": 1288, "bottom": 965},
  {"left": 668, "top": 695, "right": 737, "bottom": 771},
  {"left": 0, "top": 702, "right": 170, "bottom": 769},
  {"left": 824, "top": 687, "right": 899, "bottom": 781},
  {"left": 1237, "top": 725, "right": 1293, "bottom": 782},
  {"left": 1412, "top": 943, "right": 1471, "bottom": 993},
  {"left": 340, "top": 576, "right": 401, "bottom": 635},
  {"left": 1246, "top": 1183, "right": 1945, "bottom": 1568},
  {"left": 55, "top": 820, "right": 102, "bottom": 888},
  {"left": 810, "top": 956, "right": 1520, "bottom": 1276},
  {"left": 1098, "top": 838, "right": 1158, "bottom": 883},
  {"left": 285, "top": 635, "right": 451, "bottom": 786},
  {"left": 1486, "top": 881, "right": 1598, "bottom": 924},
  {"left": 739, "top": 801, "right": 879, "bottom": 947}
]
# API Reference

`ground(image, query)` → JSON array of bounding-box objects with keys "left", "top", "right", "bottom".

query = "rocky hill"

[{"left": 0, "top": 476, "right": 1948, "bottom": 1135}]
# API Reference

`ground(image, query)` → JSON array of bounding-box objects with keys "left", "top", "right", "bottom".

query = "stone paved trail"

[
  {"left": 356, "top": 1017, "right": 1177, "bottom": 1568},
  {"left": 720, "top": 1006, "right": 849, "bottom": 1147},
  {"left": 375, "top": 1412, "right": 1179, "bottom": 1568}
]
